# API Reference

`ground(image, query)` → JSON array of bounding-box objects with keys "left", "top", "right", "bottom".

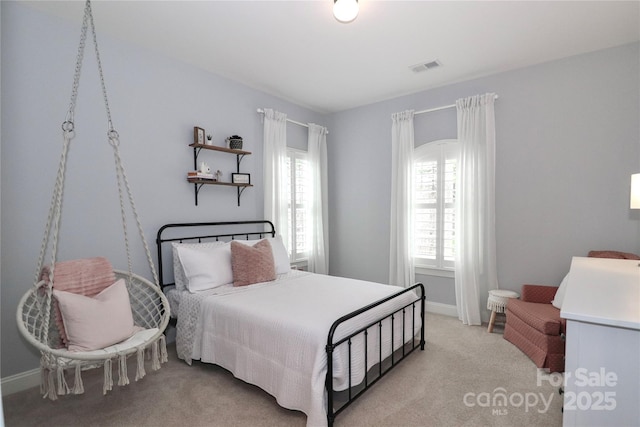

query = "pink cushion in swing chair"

[{"left": 40, "top": 257, "right": 115, "bottom": 346}]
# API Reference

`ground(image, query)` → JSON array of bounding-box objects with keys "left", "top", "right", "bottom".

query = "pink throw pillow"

[
  {"left": 53, "top": 279, "right": 137, "bottom": 352},
  {"left": 231, "top": 239, "right": 276, "bottom": 287}
]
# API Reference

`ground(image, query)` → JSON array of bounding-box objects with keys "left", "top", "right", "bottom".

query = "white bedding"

[{"left": 172, "top": 271, "right": 421, "bottom": 427}]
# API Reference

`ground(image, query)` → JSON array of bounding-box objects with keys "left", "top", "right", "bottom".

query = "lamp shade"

[
  {"left": 631, "top": 173, "right": 640, "bottom": 209},
  {"left": 333, "top": 0, "right": 359, "bottom": 23}
]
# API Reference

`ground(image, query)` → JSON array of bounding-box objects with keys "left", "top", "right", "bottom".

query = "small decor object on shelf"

[
  {"left": 198, "top": 161, "right": 211, "bottom": 174},
  {"left": 226, "top": 135, "right": 243, "bottom": 150},
  {"left": 206, "top": 134, "right": 213, "bottom": 145},
  {"left": 215, "top": 170, "right": 223, "bottom": 182},
  {"left": 232, "top": 173, "right": 251, "bottom": 184},
  {"left": 194, "top": 127, "right": 205, "bottom": 145},
  {"left": 188, "top": 171, "right": 214, "bottom": 180}
]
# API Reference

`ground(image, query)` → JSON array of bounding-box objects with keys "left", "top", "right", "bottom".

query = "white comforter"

[{"left": 173, "top": 271, "right": 421, "bottom": 427}]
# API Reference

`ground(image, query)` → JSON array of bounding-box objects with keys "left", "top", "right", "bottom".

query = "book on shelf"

[{"left": 187, "top": 171, "right": 215, "bottom": 180}]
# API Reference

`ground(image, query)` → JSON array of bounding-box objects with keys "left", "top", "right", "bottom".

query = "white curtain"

[
  {"left": 454, "top": 93, "right": 499, "bottom": 325},
  {"left": 389, "top": 110, "right": 416, "bottom": 288},
  {"left": 306, "top": 123, "right": 329, "bottom": 274},
  {"left": 263, "top": 109, "right": 289, "bottom": 249}
]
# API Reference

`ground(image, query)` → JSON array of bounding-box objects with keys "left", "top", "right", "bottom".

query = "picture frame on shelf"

[
  {"left": 232, "top": 173, "right": 251, "bottom": 185},
  {"left": 194, "top": 127, "right": 205, "bottom": 145}
]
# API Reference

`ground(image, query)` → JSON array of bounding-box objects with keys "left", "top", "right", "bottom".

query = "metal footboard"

[{"left": 325, "top": 283, "right": 425, "bottom": 426}]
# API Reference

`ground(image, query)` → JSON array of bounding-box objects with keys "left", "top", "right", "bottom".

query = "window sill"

[
  {"left": 415, "top": 266, "right": 455, "bottom": 278},
  {"left": 291, "top": 260, "right": 308, "bottom": 271}
]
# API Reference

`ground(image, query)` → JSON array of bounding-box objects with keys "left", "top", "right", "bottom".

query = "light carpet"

[{"left": 3, "top": 313, "right": 563, "bottom": 426}]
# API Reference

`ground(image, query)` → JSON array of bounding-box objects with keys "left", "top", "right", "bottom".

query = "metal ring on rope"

[
  {"left": 62, "top": 120, "right": 76, "bottom": 139},
  {"left": 108, "top": 130, "right": 120, "bottom": 147},
  {"left": 61, "top": 121, "right": 75, "bottom": 139},
  {"left": 61, "top": 121, "right": 74, "bottom": 132}
]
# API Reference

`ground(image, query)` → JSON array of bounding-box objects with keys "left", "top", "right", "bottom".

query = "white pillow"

[
  {"left": 53, "top": 279, "right": 136, "bottom": 352},
  {"left": 171, "top": 241, "right": 227, "bottom": 291},
  {"left": 551, "top": 273, "right": 570, "bottom": 309},
  {"left": 235, "top": 235, "right": 291, "bottom": 274},
  {"left": 176, "top": 243, "right": 233, "bottom": 293}
]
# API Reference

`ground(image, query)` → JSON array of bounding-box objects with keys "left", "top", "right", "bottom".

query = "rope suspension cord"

[
  {"left": 18, "top": 1, "right": 169, "bottom": 401},
  {"left": 33, "top": 0, "right": 159, "bottom": 343}
]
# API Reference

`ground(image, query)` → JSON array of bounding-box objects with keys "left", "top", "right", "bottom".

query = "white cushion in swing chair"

[
  {"left": 53, "top": 279, "right": 139, "bottom": 352},
  {"left": 57, "top": 328, "right": 160, "bottom": 360}
]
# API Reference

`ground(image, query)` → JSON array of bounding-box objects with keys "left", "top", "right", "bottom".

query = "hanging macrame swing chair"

[{"left": 16, "top": 0, "right": 170, "bottom": 400}]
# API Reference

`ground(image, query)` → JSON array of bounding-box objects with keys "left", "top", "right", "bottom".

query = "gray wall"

[
  {"left": 328, "top": 42, "right": 640, "bottom": 306},
  {"left": 0, "top": 2, "right": 325, "bottom": 378}
]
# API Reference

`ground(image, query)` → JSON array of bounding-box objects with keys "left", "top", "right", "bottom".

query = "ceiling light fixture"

[{"left": 333, "top": 0, "right": 359, "bottom": 23}]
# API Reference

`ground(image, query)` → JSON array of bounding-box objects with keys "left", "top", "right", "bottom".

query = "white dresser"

[{"left": 560, "top": 257, "right": 640, "bottom": 426}]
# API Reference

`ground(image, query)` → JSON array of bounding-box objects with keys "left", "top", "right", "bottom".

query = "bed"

[{"left": 156, "top": 220, "right": 425, "bottom": 426}]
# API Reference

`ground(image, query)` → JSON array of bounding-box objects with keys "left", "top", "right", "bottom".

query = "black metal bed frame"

[
  {"left": 156, "top": 221, "right": 426, "bottom": 426},
  {"left": 326, "top": 282, "right": 425, "bottom": 426}
]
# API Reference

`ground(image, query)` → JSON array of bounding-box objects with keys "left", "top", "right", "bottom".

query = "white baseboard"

[
  {"left": 425, "top": 301, "right": 458, "bottom": 317},
  {"left": 2, "top": 303, "right": 457, "bottom": 397},
  {"left": 1, "top": 368, "right": 40, "bottom": 396}
]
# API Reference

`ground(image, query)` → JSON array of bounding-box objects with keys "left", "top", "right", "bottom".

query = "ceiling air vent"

[{"left": 410, "top": 60, "right": 442, "bottom": 73}]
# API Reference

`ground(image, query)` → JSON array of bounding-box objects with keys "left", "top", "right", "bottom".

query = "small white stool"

[{"left": 487, "top": 289, "right": 519, "bottom": 333}]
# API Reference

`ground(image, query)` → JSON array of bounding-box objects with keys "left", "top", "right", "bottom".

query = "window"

[
  {"left": 285, "top": 148, "right": 309, "bottom": 263},
  {"left": 413, "top": 139, "right": 459, "bottom": 274}
]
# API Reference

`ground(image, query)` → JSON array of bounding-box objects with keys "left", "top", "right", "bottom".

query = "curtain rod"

[
  {"left": 414, "top": 94, "right": 499, "bottom": 116},
  {"left": 256, "top": 108, "right": 329, "bottom": 134}
]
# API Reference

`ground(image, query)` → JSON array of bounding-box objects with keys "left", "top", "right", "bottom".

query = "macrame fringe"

[
  {"left": 56, "top": 366, "right": 70, "bottom": 396},
  {"left": 486, "top": 298, "right": 508, "bottom": 313},
  {"left": 160, "top": 335, "right": 168, "bottom": 364},
  {"left": 103, "top": 358, "right": 113, "bottom": 395},
  {"left": 151, "top": 341, "right": 160, "bottom": 371},
  {"left": 38, "top": 333, "right": 169, "bottom": 399},
  {"left": 118, "top": 354, "right": 129, "bottom": 386},
  {"left": 135, "top": 347, "right": 146, "bottom": 381},
  {"left": 40, "top": 366, "right": 47, "bottom": 395},
  {"left": 45, "top": 368, "right": 58, "bottom": 401},
  {"left": 73, "top": 364, "right": 84, "bottom": 394}
]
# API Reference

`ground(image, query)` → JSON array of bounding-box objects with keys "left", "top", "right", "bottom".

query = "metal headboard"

[{"left": 155, "top": 220, "right": 276, "bottom": 292}]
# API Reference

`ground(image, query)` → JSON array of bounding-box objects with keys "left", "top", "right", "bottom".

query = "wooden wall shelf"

[{"left": 187, "top": 142, "right": 252, "bottom": 206}]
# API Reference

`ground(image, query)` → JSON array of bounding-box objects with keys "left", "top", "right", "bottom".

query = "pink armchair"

[
  {"left": 504, "top": 284, "right": 565, "bottom": 372},
  {"left": 503, "top": 250, "right": 640, "bottom": 373}
]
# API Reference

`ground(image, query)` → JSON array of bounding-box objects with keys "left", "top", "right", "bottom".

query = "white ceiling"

[{"left": 24, "top": 1, "right": 640, "bottom": 114}]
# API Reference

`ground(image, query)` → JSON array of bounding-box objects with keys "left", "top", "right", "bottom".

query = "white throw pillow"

[
  {"left": 53, "top": 279, "right": 136, "bottom": 352},
  {"left": 551, "top": 273, "right": 570, "bottom": 309},
  {"left": 176, "top": 243, "right": 234, "bottom": 292},
  {"left": 171, "top": 241, "right": 227, "bottom": 291},
  {"left": 235, "top": 235, "right": 291, "bottom": 274}
]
